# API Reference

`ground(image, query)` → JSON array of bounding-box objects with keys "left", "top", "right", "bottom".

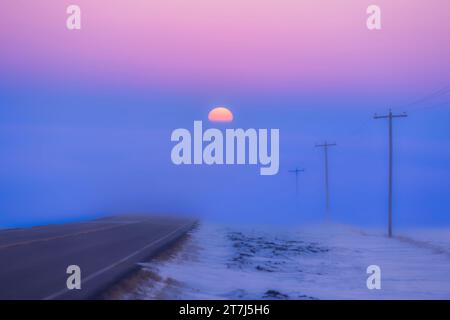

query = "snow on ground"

[{"left": 122, "top": 223, "right": 450, "bottom": 300}]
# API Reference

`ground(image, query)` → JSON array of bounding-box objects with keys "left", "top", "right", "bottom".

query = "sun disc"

[{"left": 208, "top": 107, "right": 233, "bottom": 122}]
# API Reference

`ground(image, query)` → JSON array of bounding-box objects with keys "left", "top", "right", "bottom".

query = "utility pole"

[
  {"left": 315, "top": 141, "right": 336, "bottom": 220},
  {"left": 374, "top": 109, "right": 407, "bottom": 238},
  {"left": 288, "top": 168, "right": 304, "bottom": 196}
]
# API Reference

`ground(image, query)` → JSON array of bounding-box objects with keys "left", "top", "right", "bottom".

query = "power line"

[
  {"left": 396, "top": 84, "right": 450, "bottom": 111},
  {"left": 344, "top": 85, "right": 450, "bottom": 140},
  {"left": 407, "top": 100, "right": 450, "bottom": 113},
  {"left": 374, "top": 109, "right": 408, "bottom": 238}
]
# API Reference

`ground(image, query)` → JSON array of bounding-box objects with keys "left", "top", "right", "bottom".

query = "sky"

[{"left": 1, "top": 0, "right": 450, "bottom": 228}]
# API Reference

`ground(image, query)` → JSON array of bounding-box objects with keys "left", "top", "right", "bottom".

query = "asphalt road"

[{"left": 0, "top": 215, "right": 196, "bottom": 300}]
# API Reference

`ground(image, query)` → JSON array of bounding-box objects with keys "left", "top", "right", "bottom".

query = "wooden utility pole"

[
  {"left": 288, "top": 168, "right": 304, "bottom": 196},
  {"left": 374, "top": 109, "right": 407, "bottom": 237},
  {"left": 315, "top": 141, "right": 336, "bottom": 219}
]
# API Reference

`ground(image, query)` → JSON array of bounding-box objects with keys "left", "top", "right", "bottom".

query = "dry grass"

[{"left": 101, "top": 228, "right": 197, "bottom": 300}]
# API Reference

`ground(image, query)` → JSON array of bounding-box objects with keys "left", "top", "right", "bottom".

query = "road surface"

[{"left": 0, "top": 215, "right": 196, "bottom": 300}]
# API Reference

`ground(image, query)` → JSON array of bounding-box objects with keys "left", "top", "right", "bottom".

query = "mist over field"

[{"left": 1, "top": 0, "right": 450, "bottom": 228}]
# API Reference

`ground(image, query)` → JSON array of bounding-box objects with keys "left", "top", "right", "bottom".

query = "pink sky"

[{"left": 1, "top": 0, "right": 450, "bottom": 93}]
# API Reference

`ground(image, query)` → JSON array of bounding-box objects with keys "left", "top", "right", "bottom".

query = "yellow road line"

[{"left": 0, "top": 221, "right": 144, "bottom": 250}]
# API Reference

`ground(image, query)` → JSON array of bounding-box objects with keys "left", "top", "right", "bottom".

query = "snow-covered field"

[{"left": 120, "top": 223, "right": 450, "bottom": 300}]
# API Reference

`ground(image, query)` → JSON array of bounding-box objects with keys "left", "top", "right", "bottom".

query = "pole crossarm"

[
  {"left": 288, "top": 168, "right": 305, "bottom": 174},
  {"left": 374, "top": 113, "right": 408, "bottom": 119},
  {"left": 315, "top": 142, "right": 337, "bottom": 148}
]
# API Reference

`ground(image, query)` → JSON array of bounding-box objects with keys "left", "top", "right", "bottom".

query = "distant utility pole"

[
  {"left": 374, "top": 109, "right": 407, "bottom": 238},
  {"left": 315, "top": 141, "right": 336, "bottom": 219},
  {"left": 288, "top": 168, "right": 304, "bottom": 196}
]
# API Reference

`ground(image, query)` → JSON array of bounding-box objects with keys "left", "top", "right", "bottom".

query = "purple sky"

[{"left": 1, "top": 1, "right": 450, "bottom": 227}]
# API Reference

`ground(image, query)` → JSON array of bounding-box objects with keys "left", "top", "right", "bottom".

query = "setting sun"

[{"left": 208, "top": 107, "right": 233, "bottom": 123}]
